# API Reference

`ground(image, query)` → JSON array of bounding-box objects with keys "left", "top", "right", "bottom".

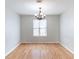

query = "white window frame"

[{"left": 33, "top": 19, "right": 47, "bottom": 37}]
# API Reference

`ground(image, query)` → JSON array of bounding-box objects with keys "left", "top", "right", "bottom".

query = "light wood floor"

[{"left": 6, "top": 43, "right": 74, "bottom": 59}]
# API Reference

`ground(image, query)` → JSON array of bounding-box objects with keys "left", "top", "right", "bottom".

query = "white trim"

[
  {"left": 21, "top": 41, "right": 59, "bottom": 44},
  {"left": 60, "top": 43, "right": 74, "bottom": 54},
  {"left": 5, "top": 42, "right": 21, "bottom": 56}
]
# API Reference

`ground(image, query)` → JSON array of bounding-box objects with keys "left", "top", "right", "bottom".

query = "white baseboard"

[
  {"left": 5, "top": 42, "right": 21, "bottom": 56},
  {"left": 21, "top": 42, "right": 59, "bottom": 44},
  {"left": 60, "top": 43, "right": 74, "bottom": 54}
]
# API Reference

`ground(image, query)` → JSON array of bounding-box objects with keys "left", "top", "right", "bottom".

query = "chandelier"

[
  {"left": 35, "top": 7, "right": 46, "bottom": 20},
  {"left": 34, "top": 0, "right": 46, "bottom": 20}
]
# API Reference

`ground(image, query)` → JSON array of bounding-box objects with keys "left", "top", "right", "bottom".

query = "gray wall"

[
  {"left": 5, "top": 8, "right": 20, "bottom": 54},
  {"left": 60, "top": 4, "right": 74, "bottom": 52},
  {"left": 21, "top": 15, "right": 60, "bottom": 43}
]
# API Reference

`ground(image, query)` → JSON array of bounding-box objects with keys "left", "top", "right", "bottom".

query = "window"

[{"left": 33, "top": 19, "right": 47, "bottom": 36}]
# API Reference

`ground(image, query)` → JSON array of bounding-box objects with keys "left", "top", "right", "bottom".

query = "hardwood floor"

[{"left": 6, "top": 43, "right": 73, "bottom": 59}]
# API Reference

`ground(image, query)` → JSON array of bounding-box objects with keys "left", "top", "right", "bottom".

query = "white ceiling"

[{"left": 6, "top": 0, "right": 74, "bottom": 15}]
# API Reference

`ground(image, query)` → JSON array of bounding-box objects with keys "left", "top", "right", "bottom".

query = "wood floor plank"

[{"left": 6, "top": 43, "right": 74, "bottom": 59}]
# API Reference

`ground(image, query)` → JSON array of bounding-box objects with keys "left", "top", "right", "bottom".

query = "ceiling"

[{"left": 6, "top": 0, "right": 74, "bottom": 15}]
